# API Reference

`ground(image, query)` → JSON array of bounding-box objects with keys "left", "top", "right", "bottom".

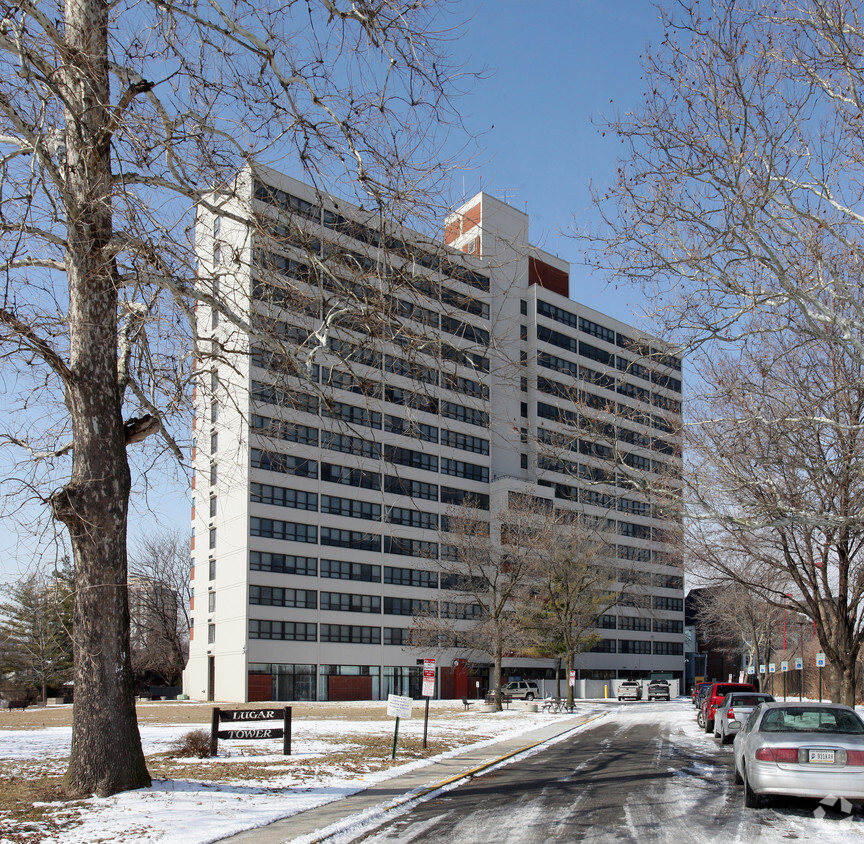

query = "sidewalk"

[{"left": 216, "top": 709, "right": 607, "bottom": 844}]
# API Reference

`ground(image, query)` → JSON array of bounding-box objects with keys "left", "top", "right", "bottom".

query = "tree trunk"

[
  {"left": 565, "top": 650, "right": 574, "bottom": 707},
  {"left": 493, "top": 647, "right": 503, "bottom": 711},
  {"left": 50, "top": 0, "right": 149, "bottom": 797}
]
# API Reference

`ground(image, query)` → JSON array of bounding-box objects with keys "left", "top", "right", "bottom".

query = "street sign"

[
  {"left": 816, "top": 653, "right": 826, "bottom": 667},
  {"left": 569, "top": 670, "right": 576, "bottom": 687},
  {"left": 759, "top": 664, "right": 766, "bottom": 674},
  {"left": 387, "top": 694, "right": 413, "bottom": 719},
  {"left": 781, "top": 661, "right": 789, "bottom": 672},
  {"left": 769, "top": 663, "right": 776, "bottom": 673},
  {"left": 422, "top": 658, "right": 436, "bottom": 697},
  {"left": 794, "top": 658, "right": 803, "bottom": 670},
  {"left": 747, "top": 664, "right": 755, "bottom": 674}
]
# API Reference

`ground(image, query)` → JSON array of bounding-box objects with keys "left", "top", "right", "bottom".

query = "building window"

[
  {"left": 618, "top": 616, "right": 651, "bottom": 632},
  {"left": 320, "top": 527, "right": 381, "bottom": 552},
  {"left": 654, "top": 619, "right": 683, "bottom": 634},
  {"left": 520, "top": 454, "right": 528, "bottom": 470},
  {"left": 384, "top": 536, "right": 438, "bottom": 559},
  {"left": 384, "top": 566, "right": 438, "bottom": 589},
  {"left": 595, "top": 614, "right": 616, "bottom": 629},
  {"left": 619, "top": 639, "right": 652, "bottom": 655},
  {"left": 653, "top": 641, "right": 684, "bottom": 655},
  {"left": 208, "top": 558, "right": 216, "bottom": 580},
  {"left": 440, "top": 458, "right": 489, "bottom": 483},
  {"left": 250, "top": 586, "right": 317, "bottom": 609},
  {"left": 250, "top": 552, "right": 317, "bottom": 576},
  {"left": 207, "top": 623, "right": 215, "bottom": 644},
  {"left": 208, "top": 528, "right": 216, "bottom": 549},
  {"left": 520, "top": 299, "right": 528, "bottom": 316},
  {"left": 249, "top": 620, "right": 317, "bottom": 641},
  {"left": 209, "top": 463, "right": 217, "bottom": 486},
  {"left": 320, "top": 592, "right": 381, "bottom": 613},
  {"left": 320, "top": 559, "right": 381, "bottom": 582},
  {"left": 208, "top": 592, "right": 216, "bottom": 613},
  {"left": 520, "top": 402, "right": 528, "bottom": 418},
  {"left": 589, "top": 638, "right": 616, "bottom": 653},
  {"left": 320, "top": 624, "right": 381, "bottom": 644},
  {"left": 209, "top": 497, "right": 217, "bottom": 518},
  {"left": 520, "top": 324, "right": 528, "bottom": 341},
  {"left": 383, "top": 597, "right": 433, "bottom": 616},
  {"left": 384, "top": 628, "right": 410, "bottom": 646},
  {"left": 251, "top": 484, "right": 318, "bottom": 511},
  {"left": 653, "top": 596, "right": 684, "bottom": 612},
  {"left": 250, "top": 518, "right": 318, "bottom": 543}
]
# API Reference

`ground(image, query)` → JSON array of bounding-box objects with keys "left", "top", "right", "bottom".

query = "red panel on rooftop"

[{"left": 529, "top": 257, "right": 569, "bottom": 297}]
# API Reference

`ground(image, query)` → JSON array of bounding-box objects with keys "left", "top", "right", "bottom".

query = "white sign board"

[
  {"left": 759, "top": 664, "right": 766, "bottom": 674},
  {"left": 422, "top": 658, "right": 436, "bottom": 697},
  {"left": 816, "top": 653, "right": 826, "bottom": 667},
  {"left": 769, "top": 663, "right": 776, "bottom": 674},
  {"left": 387, "top": 694, "right": 413, "bottom": 719},
  {"left": 747, "top": 664, "right": 755, "bottom": 674},
  {"left": 781, "top": 661, "right": 789, "bottom": 672},
  {"left": 569, "top": 670, "right": 576, "bottom": 687},
  {"left": 794, "top": 658, "right": 803, "bottom": 670}
]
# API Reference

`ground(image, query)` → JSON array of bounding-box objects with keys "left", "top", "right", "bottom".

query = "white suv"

[
  {"left": 617, "top": 680, "right": 642, "bottom": 701},
  {"left": 502, "top": 681, "right": 539, "bottom": 700}
]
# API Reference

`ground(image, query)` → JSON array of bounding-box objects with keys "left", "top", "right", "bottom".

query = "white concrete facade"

[{"left": 183, "top": 168, "right": 684, "bottom": 702}]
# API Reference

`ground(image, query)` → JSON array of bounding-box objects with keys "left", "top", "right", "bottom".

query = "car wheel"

[
  {"left": 705, "top": 719, "right": 714, "bottom": 734},
  {"left": 721, "top": 728, "right": 733, "bottom": 745},
  {"left": 733, "top": 761, "right": 743, "bottom": 785},
  {"left": 743, "top": 771, "right": 763, "bottom": 809},
  {"left": 526, "top": 693, "right": 534, "bottom": 701},
  {"left": 714, "top": 723, "right": 721, "bottom": 739},
  {"left": 697, "top": 711, "right": 705, "bottom": 728}
]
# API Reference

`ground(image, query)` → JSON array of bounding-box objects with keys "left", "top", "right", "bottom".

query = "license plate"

[{"left": 809, "top": 750, "right": 835, "bottom": 763}]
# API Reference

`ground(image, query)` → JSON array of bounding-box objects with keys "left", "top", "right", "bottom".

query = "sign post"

[
  {"left": 387, "top": 694, "right": 413, "bottom": 759},
  {"left": 421, "top": 658, "right": 436, "bottom": 749},
  {"left": 794, "top": 657, "right": 803, "bottom": 701},
  {"left": 816, "top": 653, "right": 826, "bottom": 701},
  {"left": 769, "top": 663, "right": 776, "bottom": 696},
  {"left": 781, "top": 661, "right": 789, "bottom": 700}
]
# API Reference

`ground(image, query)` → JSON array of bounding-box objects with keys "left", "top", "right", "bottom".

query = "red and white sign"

[
  {"left": 569, "top": 670, "right": 576, "bottom": 687},
  {"left": 422, "top": 658, "right": 436, "bottom": 697}
]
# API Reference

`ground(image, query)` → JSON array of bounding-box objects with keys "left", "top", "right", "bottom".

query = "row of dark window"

[
  {"left": 588, "top": 639, "right": 684, "bottom": 655},
  {"left": 535, "top": 300, "right": 682, "bottom": 373},
  {"left": 249, "top": 620, "right": 422, "bottom": 645},
  {"left": 249, "top": 586, "right": 481, "bottom": 618},
  {"left": 595, "top": 615, "right": 684, "bottom": 633},
  {"left": 249, "top": 551, "right": 482, "bottom": 591},
  {"left": 253, "top": 179, "right": 490, "bottom": 291}
]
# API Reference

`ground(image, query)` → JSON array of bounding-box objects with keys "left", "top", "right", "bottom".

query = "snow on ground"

[
  {"left": 0, "top": 701, "right": 581, "bottom": 844},
  {"left": 4, "top": 700, "right": 864, "bottom": 843}
]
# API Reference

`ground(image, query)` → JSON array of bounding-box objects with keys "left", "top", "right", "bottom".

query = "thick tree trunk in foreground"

[{"left": 48, "top": 0, "right": 149, "bottom": 797}]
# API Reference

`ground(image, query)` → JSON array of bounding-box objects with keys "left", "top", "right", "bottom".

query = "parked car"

[
  {"left": 693, "top": 681, "right": 712, "bottom": 708},
  {"left": 702, "top": 682, "right": 757, "bottom": 733},
  {"left": 713, "top": 692, "right": 775, "bottom": 743},
  {"left": 617, "top": 680, "right": 642, "bottom": 701},
  {"left": 648, "top": 680, "right": 671, "bottom": 701},
  {"left": 501, "top": 681, "right": 539, "bottom": 700},
  {"left": 733, "top": 702, "right": 864, "bottom": 808}
]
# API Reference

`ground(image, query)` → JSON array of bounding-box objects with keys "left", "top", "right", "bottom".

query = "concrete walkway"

[{"left": 216, "top": 709, "right": 608, "bottom": 844}]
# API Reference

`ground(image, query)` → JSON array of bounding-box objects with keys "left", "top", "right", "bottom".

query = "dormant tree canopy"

[{"left": 0, "top": 0, "right": 467, "bottom": 797}]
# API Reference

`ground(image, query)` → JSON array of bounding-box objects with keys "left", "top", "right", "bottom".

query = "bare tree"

[
  {"left": 692, "top": 583, "right": 783, "bottom": 682},
  {"left": 411, "top": 495, "right": 551, "bottom": 710},
  {"left": 0, "top": 0, "right": 469, "bottom": 796},
  {"left": 128, "top": 531, "right": 191, "bottom": 688},
  {"left": 686, "top": 316, "right": 864, "bottom": 705},
  {"left": 518, "top": 522, "right": 618, "bottom": 706},
  {"left": 586, "top": 0, "right": 864, "bottom": 360}
]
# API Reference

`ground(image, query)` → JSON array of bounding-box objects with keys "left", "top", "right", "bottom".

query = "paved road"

[{"left": 356, "top": 701, "right": 759, "bottom": 843}]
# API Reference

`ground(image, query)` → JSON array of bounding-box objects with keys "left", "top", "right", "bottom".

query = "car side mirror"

[{"left": 729, "top": 720, "right": 741, "bottom": 730}]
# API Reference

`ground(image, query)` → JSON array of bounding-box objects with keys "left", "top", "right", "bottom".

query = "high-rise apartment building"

[{"left": 184, "top": 166, "right": 684, "bottom": 702}]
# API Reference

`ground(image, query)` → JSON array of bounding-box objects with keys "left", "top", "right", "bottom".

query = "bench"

[
  {"left": 5, "top": 700, "right": 29, "bottom": 711},
  {"left": 461, "top": 697, "right": 474, "bottom": 711},
  {"left": 485, "top": 693, "right": 513, "bottom": 709}
]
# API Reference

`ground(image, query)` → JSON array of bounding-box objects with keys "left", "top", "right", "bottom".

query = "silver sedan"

[
  {"left": 733, "top": 702, "right": 864, "bottom": 808},
  {"left": 714, "top": 692, "right": 774, "bottom": 743}
]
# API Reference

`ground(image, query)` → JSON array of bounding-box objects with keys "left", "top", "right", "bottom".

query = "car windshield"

[
  {"left": 760, "top": 707, "right": 864, "bottom": 734},
  {"left": 731, "top": 695, "right": 772, "bottom": 707}
]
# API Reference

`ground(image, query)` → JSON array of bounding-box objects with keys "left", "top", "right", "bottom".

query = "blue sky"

[{"left": 0, "top": 1, "right": 665, "bottom": 581}]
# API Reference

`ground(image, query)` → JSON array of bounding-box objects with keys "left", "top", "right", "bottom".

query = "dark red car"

[{"left": 701, "top": 682, "right": 757, "bottom": 732}]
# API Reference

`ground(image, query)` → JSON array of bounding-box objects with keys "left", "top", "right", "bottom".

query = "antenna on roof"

[{"left": 497, "top": 188, "right": 516, "bottom": 205}]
